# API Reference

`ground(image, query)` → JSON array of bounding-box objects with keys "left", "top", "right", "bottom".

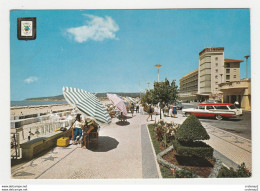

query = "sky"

[{"left": 10, "top": 9, "right": 251, "bottom": 101}]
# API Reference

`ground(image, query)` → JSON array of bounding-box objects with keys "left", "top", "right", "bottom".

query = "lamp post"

[
  {"left": 147, "top": 82, "right": 150, "bottom": 90},
  {"left": 155, "top": 64, "right": 162, "bottom": 82},
  {"left": 244, "top": 55, "right": 250, "bottom": 79}
]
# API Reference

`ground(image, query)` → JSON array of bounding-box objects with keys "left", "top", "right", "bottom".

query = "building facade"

[
  {"left": 198, "top": 47, "right": 225, "bottom": 96},
  {"left": 179, "top": 69, "right": 198, "bottom": 101},
  {"left": 219, "top": 78, "right": 251, "bottom": 110},
  {"left": 179, "top": 47, "right": 244, "bottom": 102},
  {"left": 223, "top": 59, "right": 242, "bottom": 83}
]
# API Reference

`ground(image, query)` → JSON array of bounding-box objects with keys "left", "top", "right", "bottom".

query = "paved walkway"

[
  {"left": 11, "top": 112, "right": 252, "bottom": 179},
  {"left": 11, "top": 113, "right": 159, "bottom": 179}
]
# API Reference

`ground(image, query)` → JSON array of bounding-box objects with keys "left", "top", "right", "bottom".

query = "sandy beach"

[
  {"left": 10, "top": 98, "right": 112, "bottom": 116},
  {"left": 10, "top": 104, "right": 73, "bottom": 116}
]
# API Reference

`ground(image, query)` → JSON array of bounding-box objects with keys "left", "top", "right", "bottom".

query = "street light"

[
  {"left": 155, "top": 64, "right": 162, "bottom": 82},
  {"left": 244, "top": 55, "right": 250, "bottom": 79},
  {"left": 147, "top": 82, "right": 150, "bottom": 89}
]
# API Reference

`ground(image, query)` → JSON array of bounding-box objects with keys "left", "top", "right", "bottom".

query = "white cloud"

[
  {"left": 66, "top": 14, "right": 119, "bottom": 43},
  {"left": 24, "top": 76, "right": 38, "bottom": 84}
]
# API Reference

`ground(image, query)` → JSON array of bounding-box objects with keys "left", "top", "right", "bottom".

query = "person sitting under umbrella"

[
  {"left": 81, "top": 119, "right": 99, "bottom": 149},
  {"left": 72, "top": 114, "right": 84, "bottom": 145}
]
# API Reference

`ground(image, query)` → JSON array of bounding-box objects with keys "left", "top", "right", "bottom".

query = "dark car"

[{"left": 176, "top": 102, "right": 183, "bottom": 110}]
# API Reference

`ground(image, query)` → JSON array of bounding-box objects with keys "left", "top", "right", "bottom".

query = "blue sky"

[{"left": 10, "top": 9, "right": 251, "bottom": 100}]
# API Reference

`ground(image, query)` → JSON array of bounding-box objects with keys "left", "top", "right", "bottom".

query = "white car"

[{"left": 182, "top": 103, "right": 242, "bottom": 120}]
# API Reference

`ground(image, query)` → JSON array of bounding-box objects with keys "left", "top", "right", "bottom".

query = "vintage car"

[{"left": 182, "top": 103, "right": 242, "bottom": 120}]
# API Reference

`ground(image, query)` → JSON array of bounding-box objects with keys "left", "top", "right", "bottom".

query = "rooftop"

[
  {"left": 199, "top": 47, "right": 224, "bottom": 56},
  {"left": 225, "top": 58, "right": 244, "bottom": 63}
]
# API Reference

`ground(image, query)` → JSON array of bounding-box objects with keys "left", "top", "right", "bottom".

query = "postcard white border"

[{"left": 1, "top": 0, "right": 260, "bottom": 189}]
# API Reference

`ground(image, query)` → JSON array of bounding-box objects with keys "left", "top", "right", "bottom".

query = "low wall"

[
  {"left": 10, "top": 111, "right": 72, "bottom": 129},
  {"left": 20, "top": 129, "right": 72, "bottom": 160}
]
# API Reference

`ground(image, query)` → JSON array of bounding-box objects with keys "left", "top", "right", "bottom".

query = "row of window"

[{"left": 198, "top": 105, "right": 234, "bottom": 110}]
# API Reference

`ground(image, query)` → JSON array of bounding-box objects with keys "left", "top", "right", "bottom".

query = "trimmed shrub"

[
  {"left": 173, "top": 168, "right": 196, "bottom": 178},
  {"left": 176, "top": 114, "right": 210, "bottom": 142},
  {"left": 172, "top": 140, "right": 214, "bottom": 158},
  {"left": 217, "top": 163, "right": 251, "bottom": 178}
]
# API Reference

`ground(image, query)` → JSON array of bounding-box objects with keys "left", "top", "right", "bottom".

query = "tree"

[{"left": 141, "top": 78, "right": 179, "bottom": 119}]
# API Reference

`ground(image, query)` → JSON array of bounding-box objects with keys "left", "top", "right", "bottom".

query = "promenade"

[{"left": 11, "top": 112, "right": 251, "bottom": 179}]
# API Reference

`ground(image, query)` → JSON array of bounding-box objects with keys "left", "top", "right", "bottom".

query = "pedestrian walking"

[
  {"left": 173, "top": 103, "right": 177, "bottom": 118},
  {"left": 169, "top": 106, "right": 173, "bottom": 117},
  {"left": 130, "top": 103, "right": 135, "bottom": 117},
  {"left": 136, "top": 103, "right": 139, "bottom": 113},
  {"left": 146, "top": 104, "right": 153, "bottom": 121}
]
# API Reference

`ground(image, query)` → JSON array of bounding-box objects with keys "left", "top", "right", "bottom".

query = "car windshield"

[{"left": 229, "top": 105, "right": 237, "bottom": 109}]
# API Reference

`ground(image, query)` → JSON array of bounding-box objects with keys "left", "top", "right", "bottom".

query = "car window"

[
  {"left": 206, "top": 106, "right": 215, "bottom": 110},
  {"left": 215, "top": 105, "right": 229, "bottom": 110},
  {"left": 229, "top": 105, "right": 237, "bottom": 109},
  {"left": 198, "top": 106, "right": 205, "bottom": 110}
]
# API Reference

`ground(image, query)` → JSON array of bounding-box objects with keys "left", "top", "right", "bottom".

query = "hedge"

[
  {"left": 217, "top": 163, "right": 251, "bottom": 178},
  {"left": 176, "top": 114, "right": 210, "bottom": 142},
  {"left": 172, "top": 140, "right": 214, "bottom": 158}
]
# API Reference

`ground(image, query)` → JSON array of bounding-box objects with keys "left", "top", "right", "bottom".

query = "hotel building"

[
  {"left": 179, "top": 47, "right": 244, "bottom": 102},
  {"left": 179, "top": 69, "right": 198, "bottom": 101}
]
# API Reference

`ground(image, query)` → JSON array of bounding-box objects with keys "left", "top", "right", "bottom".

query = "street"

[{"left": 180, "top": 103, "right": 251, "bottom": 140}]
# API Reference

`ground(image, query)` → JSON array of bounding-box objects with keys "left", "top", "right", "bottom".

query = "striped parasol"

[
  {"left": 63, "top": 87, "right": 111, "bottom": 123},
  {"left": 127, "top": 97, "right": 136, "bottom": 103},
  {"left": 107, "top": 94, "right": 128, "bottom": 115}
]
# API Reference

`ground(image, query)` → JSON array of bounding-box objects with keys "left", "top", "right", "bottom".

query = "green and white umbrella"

[{"left": 63, "top": 87, "right": 111, "bottom": 124}]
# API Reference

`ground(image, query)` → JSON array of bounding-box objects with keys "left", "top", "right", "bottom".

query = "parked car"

[
  {"left": 176, "top": 102, "right": 183, "bottom": 110},
  {"left": 182, "top": 103, "right": 242, "bottom": 120}
]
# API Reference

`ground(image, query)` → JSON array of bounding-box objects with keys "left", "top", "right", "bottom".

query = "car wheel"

[
  {"left": 215, "top": 115, "right": 223, "bottom": 120},
  {"left": 185, "top": 112, "right": 191, "bottom": 117}
]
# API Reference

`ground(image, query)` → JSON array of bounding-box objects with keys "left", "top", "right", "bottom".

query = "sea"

[{"left": 11, "top": 100, "right": 68, "bottom": 107}]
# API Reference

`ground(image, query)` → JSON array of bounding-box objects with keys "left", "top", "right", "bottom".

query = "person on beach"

[
  {"left": 146, "top": 104, "right": 153, "bottom": 121},
  {"left": 82, "top": 119, "right": 99, "bottom": 149},
  {"left": 72, "top": 114, "right": 84, "bottom": 145},
  {"left": 173, "top": 103, "right": 177, "bottom": 118},
  {"left": 130, "top": 103, "right": 135, "bottom": 117}
]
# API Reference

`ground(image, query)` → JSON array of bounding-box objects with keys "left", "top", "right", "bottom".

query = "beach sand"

[
  {"left": 10, "top": 104, "right": 73, "bottom": 116},
  {"left": 10, "top": 99, "right": 111, "bottom": 116}
]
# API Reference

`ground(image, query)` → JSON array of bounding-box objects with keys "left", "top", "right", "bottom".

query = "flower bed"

[{"left": 148, "top": 120, "right": 217, "bottom": 178}]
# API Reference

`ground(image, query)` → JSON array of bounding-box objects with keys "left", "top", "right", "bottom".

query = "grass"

[{"left": 147, "top": 124, "right": 173, "bottom": 178}]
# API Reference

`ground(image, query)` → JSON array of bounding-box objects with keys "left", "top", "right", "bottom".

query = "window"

[
  {"left": 206, "top": 106, "right": 215, "bottom": 110},
  {"left": 215, "top": 63, "right": 218, "bottom": 67},
  {"left": 215, "top": 69, "right": 218, "bottom": 73},
  {"left": 198, "top": 106, "right": 205, "bottom": 110},
  {"left": 226, "top": 69, "right": 230, "bottom": 73},
  {"left": 215, "top": 81, "right": 218, "bottom": 84},
  {"left": 226, "top": 63, "right": 230, "bottom": 67},
  {"left": 229, "top": 105, "right": 237, "bottom": 109},
  {"left": 226, "top": 75, "right": 230, "bottom": 80},
  {"left": 215, "top": 75, "right": 218, "bottom": 79},
  {"left": 215, "top": 57, "right": 218, "bottom": 61},
  {"left": 215, "top": 105, "right": 229, "bottom": 110},
  {"left": 234, "top": 75, "right": 236, "bottom": 78}
]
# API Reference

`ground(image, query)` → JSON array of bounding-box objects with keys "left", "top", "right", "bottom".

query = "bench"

[{"left": 20, "top": 129, "right": 72, "bottom": 160}]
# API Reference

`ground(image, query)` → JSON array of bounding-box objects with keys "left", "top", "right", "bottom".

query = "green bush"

[
  {"left": 176, "top": 114, "right": 210, "bottom": 142},
  {"left": 172, "top": 140, "right": 214, "bottom": 158},
  {"left": 217, "top": 163, "right": 251, "bottom": 178},
  {"left": 173, "top": 168, "right": 196, "bottom": 178}
]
